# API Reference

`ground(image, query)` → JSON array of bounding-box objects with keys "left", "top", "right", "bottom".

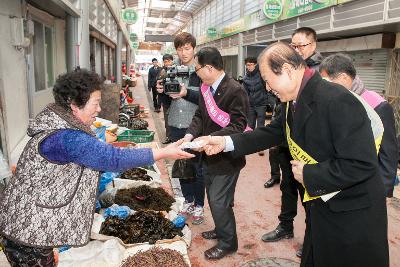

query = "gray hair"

[
  {"left": 319, "top": 53, "right": 357, "bottom": 79},
  {"left": 258, "top": 42, "right": 307, "bottom": 75}
]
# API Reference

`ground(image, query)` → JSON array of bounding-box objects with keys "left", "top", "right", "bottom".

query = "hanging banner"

[
  {"left": 263, "top": 0, "right": 337, "bottom": 23},
  {"left": 121, "top": 9, "right": 138, "bottom": 24}
]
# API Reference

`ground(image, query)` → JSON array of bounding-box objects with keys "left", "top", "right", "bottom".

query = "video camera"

[{"left": 158, "top": 65, "right": 190, "bottom": 94}]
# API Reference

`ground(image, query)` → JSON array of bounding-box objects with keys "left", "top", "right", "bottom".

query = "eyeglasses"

[
  {"left": 195, "top": 65, "right": 205, "bottom": 73},
  {"left": 290, "top": 42, "right": 312, "bottom": 50}
]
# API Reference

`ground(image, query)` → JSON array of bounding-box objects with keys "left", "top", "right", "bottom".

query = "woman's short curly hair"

[{"left": 53, "top": 68, "right": 104, "bottom": 110}]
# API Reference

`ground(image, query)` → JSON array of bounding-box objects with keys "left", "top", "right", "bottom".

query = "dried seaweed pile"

[
  {"left": 130, "top": 118, "right": 148, "bottom": 130},
  {"left": 115, "top": 185, "right": 175, "bottom": 211},
  {"left": 100, "top": 210, "right": 182, "bottom": 244},
  {"left": 120, "top": 247, "right": 188, "bottom": 267},
  {"left": 120, "top": 168, "right": 152, "bottom": 181}
]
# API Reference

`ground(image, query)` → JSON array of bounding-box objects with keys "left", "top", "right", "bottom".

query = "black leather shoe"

[
  {"left": 204, "top": 245, "right": 236, "bottom": 260},
  {"left": 264, "top": 178, "right": 280, "bottom": 188},
  {"left": 261, "top": 225, "right": 294, "bottom": 242},
  {"left": 161, "top": 138, "right": 172, "bottom": 144},
  {"left": 296, "top": 245, "right": 303, "bottom": 258},
  {"left": 201, "top": 230, "right": 218, "bottom": 240}
]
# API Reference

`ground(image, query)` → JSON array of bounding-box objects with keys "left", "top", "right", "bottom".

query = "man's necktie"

[{"left": 210, "top": 86, "right": 215, "bottom": 96}]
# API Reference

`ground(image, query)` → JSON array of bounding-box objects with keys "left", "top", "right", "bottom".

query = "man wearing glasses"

[
  {"left": 195, "top": 42, "right": 389, "bottom": 267},
  {"left": 186, "top": 47, "right": 249, "bottom": 260},
  {"left": 290, "top": 27, "right": 323, "bottom": 70},
  {"left": 261, "top": 27, "right": 323, "bottom": 258}
]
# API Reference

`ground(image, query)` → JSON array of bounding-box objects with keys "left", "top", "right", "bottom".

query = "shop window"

[
  {"left": 0, "top": 98, "right": 10, "bottom": 188},
  {"left": 95, "top": 41, "right": 102, "bottom": 75},
  {"left": 45, "top": 27, "right": 54, "bottom": 88},
  {"left": 32, "top": 20, "right": 55, "bottom": 91},
  {"left": 110, "top": 48, "right": 115, "bottom": 79},
  {"left": 90, "top": 37, "right": 96, "bottom": 72},
  {"left": 0, "top": 131, "right": 2, "bottom": 156},
  {"left": 104, "top": 46, "right": 110, "bottom": 80}
]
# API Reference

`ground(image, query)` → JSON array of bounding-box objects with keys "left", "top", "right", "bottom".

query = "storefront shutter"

[{"left": 348, "top": 49, "right": 389, "bottom": 94}]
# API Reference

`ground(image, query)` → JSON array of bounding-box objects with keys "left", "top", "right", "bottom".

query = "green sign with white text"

[
  {"left": 131, "top": 41, "right": 139, "bottom": 49},
  {"left": 263, "top": 0, "right": 336, "bottom": 23},
  {"left": 207, "top": 27, "right": 218, "bottom": 37},
  {"left": 263, "top": 0, "right": 283, "bottom": 20},
  {"left": 122, "top": 9, "right": 138, "bottom": 24},
  {"left": 130, "top": 33, "right": 138, "bottom": 42},
  {"left": 197, "top": 0, "right": 339, "bottom": 45}
]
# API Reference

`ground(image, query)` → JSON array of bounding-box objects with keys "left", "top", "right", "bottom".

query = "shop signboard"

[
  {"left": 197, "top": 0, "right": 341, "bottom": 45},
  {"left": 139, "top": 42, "right": 162, "bottom": 50},
  {"left": 207, "top": 27, "right": 218, "bottom": 37},
  {"left": 122, "top": 8, "right": 138, "bottom": 24},
  {"left": 263, "top": 0, "right": 284, "bottom": 20},
  {"left": 220, "top": 18, "right": 246, "bottom": 38},
  {"left": 131, "top": 41, "right": 139, "bottom": 49},
  {"left": 129, "top": 33, "right": 138, "bottom": 42},
  {"left": 262, "top": 0, "right": 337, "bottom": 23},
  {"left": 197, "top": 35, "right": 210, "bottom": 44}
]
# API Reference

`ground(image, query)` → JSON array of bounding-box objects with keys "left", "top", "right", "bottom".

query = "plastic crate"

[
  {"left": 111, "top": 141, "right": 137, "bottom": 148},
  {"left": 117, "top": 130, "right": 155, "bottom": 143}
]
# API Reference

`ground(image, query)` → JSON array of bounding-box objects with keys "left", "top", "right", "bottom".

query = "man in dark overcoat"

[{"left": 197, "top": 42, "right": 389, "bottom": 267}]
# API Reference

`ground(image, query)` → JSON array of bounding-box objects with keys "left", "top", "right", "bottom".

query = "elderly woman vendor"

[{"left": 0, "top": 68, "right": 193, "bottom": 266}]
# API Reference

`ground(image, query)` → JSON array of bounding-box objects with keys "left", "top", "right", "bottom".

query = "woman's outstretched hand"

[{"left": 153, "top": 139, "right": 195, "bottom": 160}]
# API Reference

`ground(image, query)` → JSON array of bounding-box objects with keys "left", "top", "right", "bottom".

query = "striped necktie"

[{"left": 210, "top": 86, "right": 216, "bottom": 96}]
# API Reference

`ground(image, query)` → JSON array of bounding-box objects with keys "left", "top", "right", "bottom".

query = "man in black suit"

[
  {"left": 184, "top": 47, "right": 249, "bottom": 260},
  {"left": 262, "top": 27, "right": 324, "bottom": 259},
  {"left": 197, "top": 42, "right": 389, "bottom": 267},
  {"left": 148, "top": 58, "right": 161, "bottom": 112}
]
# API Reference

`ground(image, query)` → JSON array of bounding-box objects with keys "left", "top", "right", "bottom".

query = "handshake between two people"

[
  {"left": 159, "top": 135, "right": 305, "bottom": 184},
  {"left": 152, "top": 136, "right": 226, "bottom": 161},
  {"left": 178, "top": 134, "right": 227, "bottom": 156}
]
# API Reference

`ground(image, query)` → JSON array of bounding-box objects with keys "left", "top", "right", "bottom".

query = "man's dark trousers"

[
  {"left": 162, "top": 104, "right": 170, "bottom": 138},
  {"left": 203, "top": 164, "right": 240, "bottom": 250},
  {"left": 151, "top": 86, "right": 161, "bottom": 110},
  {"left": 248, "top": 105, "right": 267, "bottom": 129},
  {"left": 269, "top": 146, "right": 281, "bottom": 181},
  {"left": 278, "top": 147, "right": 305, "bottom": 231},
  {"left": 170, "top": 127, "right": 205, "bottom": 207}
]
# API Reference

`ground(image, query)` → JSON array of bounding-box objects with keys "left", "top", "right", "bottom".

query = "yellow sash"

[{"left": 285, "top": 103, "right": 382, "bottom": 202}]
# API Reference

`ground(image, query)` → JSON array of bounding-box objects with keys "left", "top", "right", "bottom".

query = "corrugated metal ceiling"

[{"left": 126, "top": 0, "right": 204, "bottom": 40}]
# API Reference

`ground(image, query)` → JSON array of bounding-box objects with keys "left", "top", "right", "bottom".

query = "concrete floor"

[{"left": 185, "top": 152, "right": 304, "bottom": 267}]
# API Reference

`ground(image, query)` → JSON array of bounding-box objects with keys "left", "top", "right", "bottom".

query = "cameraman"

[
  {"left": 158, "top": 54, "right": 174, "bottom": 144},
  {"left": 156, "top": 32, "right": 204, "bottom": 225}
]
